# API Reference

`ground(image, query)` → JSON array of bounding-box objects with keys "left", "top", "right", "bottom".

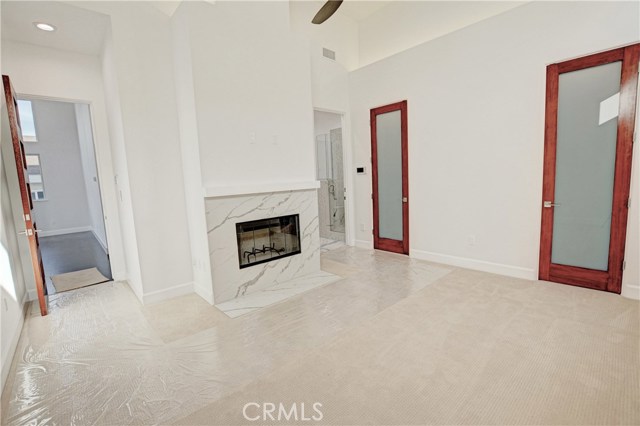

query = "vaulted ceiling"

[{"left": 1, "top": 1, "right": 108, "bottom": 55}]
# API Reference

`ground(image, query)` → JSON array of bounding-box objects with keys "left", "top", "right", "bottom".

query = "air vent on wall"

[{"left": 322, "top": 47, "right": 336, "bottom": 61}]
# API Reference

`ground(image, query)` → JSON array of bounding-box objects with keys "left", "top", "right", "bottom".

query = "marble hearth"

[{"left": 205, "top": 184, "right": 340, "bottom": 313}]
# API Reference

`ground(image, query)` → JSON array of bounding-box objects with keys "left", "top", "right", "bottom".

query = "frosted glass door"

[
  {"left": 376, "top": 110, "right": 403, "bottom": 240},
  {"left": 539, "top": 43, "right": 639, "bottom": 294},
  {"left": 371, "top": 100, "right": 408, "bottom": 255},
  {"left": 551, "top": 62, "right": 621, "bottom": 271}
]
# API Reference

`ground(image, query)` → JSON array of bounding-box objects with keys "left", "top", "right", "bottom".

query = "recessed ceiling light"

[{"left": 34, "top": 22, "right": 56, "bottom": 32}]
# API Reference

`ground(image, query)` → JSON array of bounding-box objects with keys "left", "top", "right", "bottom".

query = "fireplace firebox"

[{"left": 236, "top": 214, "right": 301, "bottom": 268}]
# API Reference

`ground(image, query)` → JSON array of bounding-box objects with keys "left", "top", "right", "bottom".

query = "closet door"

[
  {"left": 371, "top": 101, "right": 409, "bottom": 255},
  {"left": 539, "top": 44, "right": 639, "bottom": 293}
]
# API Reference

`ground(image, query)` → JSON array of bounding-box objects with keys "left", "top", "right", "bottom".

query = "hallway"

[{"left": 39, "top": 231, "right": 111, "bottom": 294}]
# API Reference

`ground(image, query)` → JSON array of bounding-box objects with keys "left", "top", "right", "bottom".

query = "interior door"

[
  {"left": 2, "top": 75, "right": 48, "bottom": 315},
  {"left": 371, "top": 101, "right": 409, "bottom": 254},
  {"left": 539, "top": 44, "right": 639, "bottom": 293}
]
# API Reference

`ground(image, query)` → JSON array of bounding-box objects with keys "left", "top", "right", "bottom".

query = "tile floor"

[
  {"left": 2, "top": 245, "right": 638, "bottom": 425},
  {"left": 319, "top": 237, "right": 347, "bottom": 253}
]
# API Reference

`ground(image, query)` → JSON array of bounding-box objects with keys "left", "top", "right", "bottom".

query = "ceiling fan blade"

[{"left": 312, "top": 0, "right": 344, "bottom": 24}]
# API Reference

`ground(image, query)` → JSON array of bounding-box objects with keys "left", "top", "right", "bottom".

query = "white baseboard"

[
  {"left": 410, "top": 249, "right": 537, "bottom": 280},
  {"left": 2, "top": 292, "right": 28, "bottom": 391},
  {"left": 91, "top": 229, "right": 109, "bottom": 254},
  {"left": 38, "top": 226, "right": 92, "bottom": 237},
  {"left": 194, "top": 284, "right": 214, "bottom": 305},
  {"left": 354, "top": 239, "right": 373, "bottom": 249},
  {"left": 125, "top": 279, "right": 144, "bottom": 304},
  {"left": 621, "top": 284, "right": 640, "bottom": 300},
  {"left": 111, "top": 270, "right": 127, "bottom": 282},
  {"left": 142, "top": 281, "right": 194, "bottom": 305}
]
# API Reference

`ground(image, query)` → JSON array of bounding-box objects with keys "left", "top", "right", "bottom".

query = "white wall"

[
  {"left": 290, "top": 1, "right": 357, "bottom": 245},
  {"left": 170, "top": 4, "right": 213, "bottom": 303},
  {"left": 358, "top": 1, "right": 525, "bottom": 68},
  {"left": 289, "top": 1, "right": 359, "bottom": 71},
  {"left": 289, "top": 0, "right": 354, "bottom": 124},
  {"left": 169, "top": 1, "right": 317, "bottom": 302},
  {"left": 75, "top": 103, "right": 108, "bottom": 251},
  {"left": 0, "top": 40, "right": 127, "bottom": 296},
  {"left": 349, "top": 1, "right": 640, "bottom": 281},
  {"left": 23, "top": 99, "right": 92, "bottom": 235},
  {"left": 91, "top": 3, "right": 193, "bottom": 302},
  {"left": 314, "top": 110, "right": 342, "bottom": 136},
  {"left": 0, "top": 94, "right": 29, "bottom": 391},
  {"left": 184, "top": 1, "right": 316, "bottom": 188},
  {"left": 99, "top": 28, "right": 144, "bottom": 300}
]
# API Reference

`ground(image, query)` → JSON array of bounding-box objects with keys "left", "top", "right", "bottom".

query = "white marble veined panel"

[
  {"left": 215, "top": 271, "right": 341, "bottom": 318},
  {"left": 205, "top": 190, "right": 324, "bottom": 303}
]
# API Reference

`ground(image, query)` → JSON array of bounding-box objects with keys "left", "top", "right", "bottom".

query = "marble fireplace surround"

[{"left": 205, "top": 182, "right": 330, "bottom": 305}]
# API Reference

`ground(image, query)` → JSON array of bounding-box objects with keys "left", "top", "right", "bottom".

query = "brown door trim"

[
  {"left": 539, "top": 44, "right": 639, "bottom": 294},
  {"left": 3, "top": 75, "right": 48, "bottom": 315},
  {"left": 370, "top": 100, "right": 409, "bottom": 255}
]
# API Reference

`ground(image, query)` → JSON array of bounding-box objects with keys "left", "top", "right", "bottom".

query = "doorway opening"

[
  {"left": 313, "top": 110, "right": 346, "bottom": 250},
  {"left": 17, "top": 97, "right": 112, "bottom": 295}
]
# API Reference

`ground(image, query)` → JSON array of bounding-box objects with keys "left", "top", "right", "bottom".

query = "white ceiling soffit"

[
  {"left": 339, "top": 0, "right": 391, "bottom": 21},
  {"left": 151, "top": 0, "right": 218, "bottom": 17},
  {"left": 1, "top": 1, "right": 109, "bottom": 56},
  {"left": 149, "top": 1, "right": 183, "bottom": 17}
]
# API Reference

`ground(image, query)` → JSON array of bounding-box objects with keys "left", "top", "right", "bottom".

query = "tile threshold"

[{"left": 215, "top": 270, "right": 342, "bottom": 318}]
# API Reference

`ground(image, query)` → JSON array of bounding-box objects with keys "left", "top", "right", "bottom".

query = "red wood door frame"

[
  {"left": 3, "top": 75, "right": 48, "bottom": 315},
  {"left": 539, "top": 44, "right": 639, "bottom": 293},
  {"left": 371, "top": 100, "right": 409, "bottom": 255}
]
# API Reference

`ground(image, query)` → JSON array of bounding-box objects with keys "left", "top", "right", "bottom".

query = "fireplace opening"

[{"left": 236, "top": 214, "right": 301, "bottom": 268}]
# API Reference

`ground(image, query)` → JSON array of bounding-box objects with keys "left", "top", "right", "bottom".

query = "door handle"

[
  {"left": 543, "top": 201, "right": 560, "bottom": 208},
  {"left": 18, "top": 229, "right": 41, "bottom": 236},
  {"left": 402, "top": 197, "right": 408, "bottom": 203}
]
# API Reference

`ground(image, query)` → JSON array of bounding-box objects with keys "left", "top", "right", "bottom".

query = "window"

[
  {"left": 17, "top": 100, "right": 37, "bottom": 142},
  {"left": 25, "top": 154, "right": 45, "bottom": 200}
]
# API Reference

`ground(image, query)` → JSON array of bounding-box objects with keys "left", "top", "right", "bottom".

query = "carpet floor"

[
  {"left": 178, "top": 267, "right": 639, "bottom": 425},
  {"left": 2, "top": 246, "right": 638, "bottom": 425}
]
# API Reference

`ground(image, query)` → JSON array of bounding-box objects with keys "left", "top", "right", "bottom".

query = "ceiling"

[
  {"left": 0, "top": 0, "right": 387, "bottom": 56},
  {"left": 1, "top": 0, "right": 522, "bottom": 60},
  {"left": 339, "top": 1, "right": 391, "bottom": 21},
  {"left": 1, "top": 1, "right": 109, "bottom": 56},
  {"left": 147, "top": 0, "right": 392, "bottom": 21}
]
